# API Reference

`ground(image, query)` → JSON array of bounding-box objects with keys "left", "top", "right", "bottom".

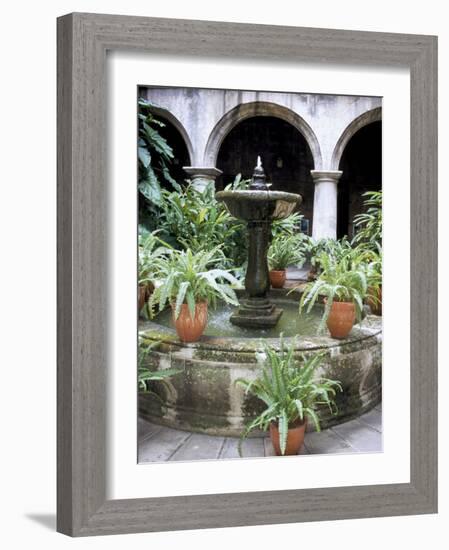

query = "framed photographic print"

[
  {"left": 57, "top": 13, "right": 437, "bottom": 536},
  {"left": 136, "top": 84, "right": 383, "bottom": 463}
]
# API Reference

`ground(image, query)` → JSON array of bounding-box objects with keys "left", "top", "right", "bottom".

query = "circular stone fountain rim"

[
  {"left": 216, "top": 189, "right": 302, "bottom": 203},
  {"left": 139, "top": 313, "right": 382, "bottom": 353}
]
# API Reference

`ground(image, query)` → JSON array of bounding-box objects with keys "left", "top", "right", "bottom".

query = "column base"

[{"left": 230, "top": 298, "right": 283, "bottom": 328}]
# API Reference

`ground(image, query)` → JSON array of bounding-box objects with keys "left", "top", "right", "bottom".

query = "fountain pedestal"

[{"left": 230, "top": 220, "right": 282, "bottom": 327}]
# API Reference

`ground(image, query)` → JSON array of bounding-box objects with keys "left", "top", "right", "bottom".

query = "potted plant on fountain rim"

[
  {"left": 235, "top": 337, "right": 342, "bottom": 456},
  {"left": 296, "top": 252, "right": 368, "bottom": 339},
  {"left": 267, "top": 233, "right": 307, "bottom": 288},
  {"left": 149, "top": 246, "right": 240, "bottom": 342}
]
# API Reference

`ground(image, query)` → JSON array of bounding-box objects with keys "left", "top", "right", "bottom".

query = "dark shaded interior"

[
  {"left": 216, "top": 116, "right": 315, "bottom": 234},
  {"left": 337, "top": 121, "right": 382, "bottom": 239}
]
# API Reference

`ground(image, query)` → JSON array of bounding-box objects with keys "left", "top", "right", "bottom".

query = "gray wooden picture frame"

[{"left": 57, "top": 12, "right": 438, "bottom": 537}]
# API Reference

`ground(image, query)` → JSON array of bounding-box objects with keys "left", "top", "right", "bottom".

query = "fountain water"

[{"left": 216, "top": 157, "right": 302, "bottom": 328}]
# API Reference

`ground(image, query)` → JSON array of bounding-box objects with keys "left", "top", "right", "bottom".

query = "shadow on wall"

[{"left": 25, "top": 514, "right": 56, "bottom": 531}]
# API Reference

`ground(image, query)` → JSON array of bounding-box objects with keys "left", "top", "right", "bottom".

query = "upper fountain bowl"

[
  {"left": 215, "top": 189, "right": 302, "bottom": 221},
  {"left": 216, "top": 155, "right": 301, "bottom": 221}
]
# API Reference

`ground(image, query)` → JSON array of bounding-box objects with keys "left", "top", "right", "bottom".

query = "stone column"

[
  {"left": 183, "top": 166, "right": 222, "bottom": 192},
  {"left": 310, "top": 170, "right": 343, "bottom": 240}
]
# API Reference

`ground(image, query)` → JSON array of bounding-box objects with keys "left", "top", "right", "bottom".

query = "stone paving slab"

[
  {"left": 138, "top": 425, "right": 191, "bottom": 462},
  {"left": 138, "top": 417, "right": 162, "bottom": 441},
  {"left": 170, "top": 433, "right": 224, "bottom": 461},
  {"left": 304, "top": 428, "right": 354, "bottom": 454},
  {"left": 219, "top": 436, "right": 265, "bottom": 459},
  {"left": 138, "top": 406, "right": 382, "bottom": 462},
  {"left": 263, "top": 437, "right": 276, "bottom": 457},
  {"left": 331, "top": 419, "right": 382, "bottom": 453},
  {"left": 358, "top": 407, "right": 382, "bottom": 432}
]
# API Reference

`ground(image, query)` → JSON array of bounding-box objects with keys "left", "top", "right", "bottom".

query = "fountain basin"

[
  {"left": 139, "top": 291, "right": 382, "bottom": 436},
  {"left": 215, "top": 189, "right": 301, "bottom": 221}
]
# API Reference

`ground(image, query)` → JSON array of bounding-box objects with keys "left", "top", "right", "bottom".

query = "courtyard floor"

[{"left": 138, "top": 402, "right": 382, "bottom": 463}]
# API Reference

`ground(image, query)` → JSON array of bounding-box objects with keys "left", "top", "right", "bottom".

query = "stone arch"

[
  {"left": 330, "top": 107, "right": 382, "bottom": 170},
  {"left": 204, "top": 101, "right": 322, "bottom": 169},
  {"left": 150, "top": 106, "right": 194, "bottom": 164}
]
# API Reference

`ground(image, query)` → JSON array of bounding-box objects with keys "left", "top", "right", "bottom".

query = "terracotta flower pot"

[
  {"left": 171, "top": 301, "right": 208, "bottom": 343},
  {"left": 326, "top": 300, "right": 356, "bottom": 339},
  {"left": 366, "top": 285, "right": 382, "bottom": 316},
  {"left": 269, "top": 420, "right": 306, "bottom": 456},
  {"left": 269, "top": 269, "right": 286, "bottom": 288}
]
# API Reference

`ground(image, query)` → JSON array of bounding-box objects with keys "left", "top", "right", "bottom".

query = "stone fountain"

[
  {"left": 216, "top": 157, "right": 302, "bottom": 328},
  {"left": 138, "top": 156, "right": 382, "bottom": 436}
]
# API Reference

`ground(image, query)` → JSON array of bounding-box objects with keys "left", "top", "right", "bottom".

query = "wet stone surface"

[{"left": 148, "top": 299, "right": 324, "bottom": 338}]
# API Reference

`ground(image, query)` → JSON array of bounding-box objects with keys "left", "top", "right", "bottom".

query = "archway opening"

[
  {"left": 216, "top": 116, "right": 315, "bottom": 234},
  {"left": 155, "top": 116, "right": 191, "bottom": 187},
  {"left": 337, "top": 121, "right": 382, "bottom": 239}
]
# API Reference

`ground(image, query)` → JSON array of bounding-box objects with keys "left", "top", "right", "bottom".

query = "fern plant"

[
  {"left": 271, "top": 211, "right": 303, "bottom": 239},
  {"left": 352, "top": 190, "right": 382, "bottom": 251},
  {"left": 296, "top": 252, "right": 368, "bottom": 333},
  {"left": 138, "top": 231, "right": 172, "bottom": 287},
  {"left": 235, "top": 337, "right": 342, "bottom": 456},
  {"left": 352, "top": 247, "right": 382, "bottom": 286},
  {"left": 149, "top": 247, "right": 241, "bottom": 319},
  {"left": 267, "top": 233, "right": 307, "bottom": 271},
  {"left": 158, "top": 182, "right": 246, "bottom": 268},
  {"left": 306, "top": 237, "right": 354, "bottom": 275}
]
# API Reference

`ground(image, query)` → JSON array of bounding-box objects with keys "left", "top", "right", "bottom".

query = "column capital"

[
  {"left": 310, "top": 170, "right": 343, "bottom": 184},
  {"left": 183, "top": 166, "right": 223, "bottom": 179},
  {"left": 183, "top": 166, "right": 223, "bottom": 191}
]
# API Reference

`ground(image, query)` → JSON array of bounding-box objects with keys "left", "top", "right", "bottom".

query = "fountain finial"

[{"left": 250, "top": 155, "right": 268, "bottom": 191}]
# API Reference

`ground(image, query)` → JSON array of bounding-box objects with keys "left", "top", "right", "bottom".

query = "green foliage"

[
  {"left": 351, "top": 191, "right": 383, "bottom": 301},
  {"left": 297, "top": 252, "right": 368, "bottom": 333},
  {"left": 157, "top": 181, "right": 248, "bottom": 269},
  {"left": 352, "top": 247, "right": 382, "bottom": 286},
  {"left": 352, "top": 190, "right": 382, "bottom": 251},
  {"left": 268, "top": 212, "right": 308, "bottom": 270},
  {"left": 138, "top": 340, "right": 182, "bottom": 409},
  {"left": 138, "top": 231, "right": 172, "bottom": 286},
  {"left": 235, "top": 337, "right": 342, "bottom": 456},
  {"left": 306, "top": 236, "right": 353, "bottom": 273},
  {"left": 271, "top": 212, "right": 303, "bottom": 239},
  {"left": 149, "top": 247, "right": 241, "bottom": 319},
  {"left": 138, "top": 98, "right": 179, "bottom": 229},
  {"left": 223, "top": 173, "right": 251, "bottom": 191},
  {"left": 268, "top": 233, "right": 308, "bottom": 271}
]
